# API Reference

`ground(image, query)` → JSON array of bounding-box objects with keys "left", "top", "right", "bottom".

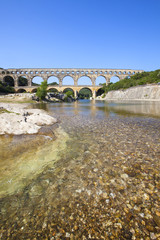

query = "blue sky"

[{"left": 0, "top": 0, "right": 160, "bottom": 72}]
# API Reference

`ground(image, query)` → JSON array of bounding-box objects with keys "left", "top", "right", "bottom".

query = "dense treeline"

[
  {"left": 102, "top": 69, "right": 160, "bottom": 93},
  {"left": 0, "top": 81, "right": 15, "bottom": 93}
]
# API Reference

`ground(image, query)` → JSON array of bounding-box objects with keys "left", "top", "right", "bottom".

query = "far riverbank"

[{"left": 96, "top": 84, "right": 160, "bottom": 101}]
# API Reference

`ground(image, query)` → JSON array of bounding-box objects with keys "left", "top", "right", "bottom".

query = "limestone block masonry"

[{"left": 0, "top": 68, "right": 144, "bottom": 98}]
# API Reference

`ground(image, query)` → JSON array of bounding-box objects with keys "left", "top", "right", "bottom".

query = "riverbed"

[{"left": 0, "top": 100, "right": 160, "bottom": 239}]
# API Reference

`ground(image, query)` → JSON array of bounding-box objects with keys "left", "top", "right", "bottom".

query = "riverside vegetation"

[
  {"left": 0, "top": 81, "right": 15, "bottom": 94},
  {"left": 101, "top": 69, "right": 160, "bottom": 96}
]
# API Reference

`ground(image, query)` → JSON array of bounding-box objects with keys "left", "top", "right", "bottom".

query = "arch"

[
  {"left": 48, "top": 76, "right": 59, "bottom": 86},
  {"left": 78, "top": 87, "right": 92, "bottom": 99},
  {"left": 18, "top": 76, "right": 28, "bottom": 86},
  {"left": 63, "top": 87, "right": 74, "bottom": 94},
  {"left": 63, "top": 88, "right": 74, "bottom": 97},
  {"left": 62, "top": 76, "right": 74, "bottom": 85},
  {"left": 78, "top": 76, "right": 92, "bottom": 86},
  {"left": 16, "top": 88, "right": 27, "bottom": 93},
  {"left": 125, "top": 75, "right": 131, "bottom": 79},
  {"left": 48, "top": 88, "right": 58, "bottom": 93},
  {"left": 96, "top": 76, "right": 106, "bottom": 86},
  {"left": 31, "top": 88, "right": 38, "bottom": 93},
  {"left": 32, "top": 76, "right": 44, "bottom": 86},
  {"left": 96, "top": 87, "right": 105, "bottom": 96},
  {"left": 3, "top": 75, "right": 14, "bottom": 86},
  {"left": 110, "top": 75, "right": 120, "bottom": 84}
]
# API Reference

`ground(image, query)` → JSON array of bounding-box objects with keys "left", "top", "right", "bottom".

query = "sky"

[{"left": 0, "top": 0, "right": 160, "bottom": 73}]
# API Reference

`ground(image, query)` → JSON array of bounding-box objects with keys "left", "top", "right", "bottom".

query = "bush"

[
  {"left": 65, "top": 90, "right": 74, "bottom": 97},
  {"left": 36, "top": 80, "right": 48, "bottom": 100}
]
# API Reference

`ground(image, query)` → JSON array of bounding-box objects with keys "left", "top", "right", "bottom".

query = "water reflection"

[{"left": 31, "top": 100, "right": 160, "bottom": 118}]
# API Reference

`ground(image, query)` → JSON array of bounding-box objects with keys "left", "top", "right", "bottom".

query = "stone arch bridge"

[{"left": 0, "top": 68, "right": 144, "bottom": 98}]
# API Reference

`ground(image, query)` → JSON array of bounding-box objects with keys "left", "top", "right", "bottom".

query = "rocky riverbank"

[
  {"left": 0, "top": 102, "right": 57, "bottom": 135},
  {"left": 97, "top": 84, "right": 160, "bottom": 101}
]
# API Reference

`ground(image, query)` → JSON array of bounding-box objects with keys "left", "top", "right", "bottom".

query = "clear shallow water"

[
  {"left": 0, "top": 100, "right": 160, "bottom": 239},
  {"left": 0, "top": 127, "right": 68, "bottom": 198},
  {"left": 32, "top": 99, "right": 160, "bottom": 118}
]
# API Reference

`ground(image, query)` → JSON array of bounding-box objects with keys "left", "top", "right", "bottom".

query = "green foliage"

[
  {"left": 0, "top": 108, "right": 19, "bottom": 114},
  {"left": 96, "top": 87, "right": 105, "bottom": 96},
  {"left": 65, "top": 90, "right": 74, "bottom": 97},
  {"left": 101, "top": 69, "right": 160, "bottom": 93},
  {"left": 63, "top": 90, "right": 74, "bottom": 102},
  {"left": 3, "top": 76, "right": 14, "bottom": 86},
  {"left": 48, "top": 88, "right": 58, "bottom": 92},
  {"left": 36, "top": 80, "right": 48, "bottom": 100},
  {"left": 18, "top": 76, "right": 28, "bottom": 86},
  {"left": 0, "top": 81, "right": 15, "bottom": 93},
  {"left": 79, "top": 88, "right": 92, "bottom": 99},
  {"left": 32, "top": 82, "right": 39, "bottom": 86},
  {"left": 63, "top": 96, "right": 69, "bottom": 102},
  {"left": 48, "top": 82, "right": 58, "bottom": 85}
]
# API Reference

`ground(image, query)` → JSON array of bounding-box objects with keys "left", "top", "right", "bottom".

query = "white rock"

[
  {"left": 0, "top": 103, "right": 57, "bottom": 135},
  {"left": 121, "top": 173, "right": 129, "bottom": 179}
]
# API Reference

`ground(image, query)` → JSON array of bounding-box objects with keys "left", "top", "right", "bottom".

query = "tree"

[
  {"left": 65, "top": 90, "right": 74, "bottom": 97},
  {"left": 3, "top": 76, "right": 14, "bottom": 86},
  {"left": 36, "top": 80, "right": 48, "bottom": 100},
  {"left": 18, "top": 76, "right": 28, "bottom": 86},
  {"left": 0, "top": 81, "right": 15, "bottom": 93}
]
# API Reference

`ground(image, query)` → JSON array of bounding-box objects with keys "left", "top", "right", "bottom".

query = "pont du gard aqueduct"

[{"left": 0, "top": 68, "right": 144, "bottom": 98}]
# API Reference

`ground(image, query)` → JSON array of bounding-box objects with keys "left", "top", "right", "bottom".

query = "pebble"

[
  {"left": 121, "top": 173, "right": 129, "bottom": 179},
  {"left": 0, "top": 111, "right": 160, "bottom": 239},
  {"left": 150, "top": 232, "right": 156, "bottom": 239}
]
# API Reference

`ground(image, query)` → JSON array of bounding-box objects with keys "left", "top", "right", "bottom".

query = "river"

[{"left": 0, "top": 100, "right": 160, "bottom": 239}]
